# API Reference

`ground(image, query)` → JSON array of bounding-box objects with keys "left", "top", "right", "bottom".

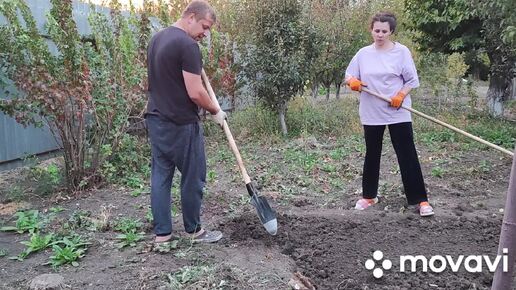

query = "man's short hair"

[{"left": 182, "top": 0, "right": 217, "bottom": 23}]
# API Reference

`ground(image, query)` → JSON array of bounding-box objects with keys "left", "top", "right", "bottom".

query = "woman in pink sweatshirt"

[{"left": 344, "top": 11, "right": 434, "bottom": 217}]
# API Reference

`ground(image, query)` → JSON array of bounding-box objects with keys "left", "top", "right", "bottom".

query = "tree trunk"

[
  {"left": 335, "top": 82, "right": 342, "bottom": 99},
  {"left": 278, "top": 104, "right": 288, "bottom": 136},
  {"left": 486, "top": 74, "right": 506, "bottom": 117},
  {"left": 311, "top": 83, "right": 318, "bottom": 99},
  {"left": 325, "top": 84, "right": 331, "bottom": 101}
]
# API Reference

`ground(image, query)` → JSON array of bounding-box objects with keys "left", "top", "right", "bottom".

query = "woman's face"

[{"left": 371, "top": 21, "right": 392, "bottom": 46}]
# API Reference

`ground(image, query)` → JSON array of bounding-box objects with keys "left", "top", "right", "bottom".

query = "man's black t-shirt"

[{"left": 146, "top": 26, "right": 202, "bottom": 124}]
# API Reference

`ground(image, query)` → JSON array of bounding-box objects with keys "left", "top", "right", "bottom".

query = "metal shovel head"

[
  {"left": 247, "top": 183, "right": 277, "bottom": 235},
  {"left": 250, "top": 194, "right": 277, "bottom": 235}
]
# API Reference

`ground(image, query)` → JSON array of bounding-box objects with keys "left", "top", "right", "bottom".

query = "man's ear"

[{"left": 186, "top": 13, "right": 195, "bottom": 24}]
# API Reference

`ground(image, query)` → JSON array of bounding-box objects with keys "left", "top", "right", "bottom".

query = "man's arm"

[{"left": 183, "top": 70, "right": 219, "bottom": 114}]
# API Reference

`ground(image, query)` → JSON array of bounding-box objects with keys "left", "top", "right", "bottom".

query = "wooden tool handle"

[
  {"left": 201, "top": 69, "right": 252, "bottom": 184},
  {"left": 361, "top": 87, "right": 514, "bottom": 157}
]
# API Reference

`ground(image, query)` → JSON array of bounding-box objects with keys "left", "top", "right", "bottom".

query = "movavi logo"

[{"left": 365, "top": 249, "right": 509, "bottom": 278}]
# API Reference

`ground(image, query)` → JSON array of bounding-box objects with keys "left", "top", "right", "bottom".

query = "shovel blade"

[
  {"left": 247, "top": 183, "right": 277, "bottom": 235},
  {"left": 250, "top": 194, "right": 277, "bottom": 235}
]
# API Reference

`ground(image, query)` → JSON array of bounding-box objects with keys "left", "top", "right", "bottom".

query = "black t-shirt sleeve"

[{"left": 181, "top": 42, "right": 202, "bottom": 75}]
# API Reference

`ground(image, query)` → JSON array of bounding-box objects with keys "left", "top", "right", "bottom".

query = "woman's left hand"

[{"left": 390, "top": 91, "right": 406, "bottom": 109}]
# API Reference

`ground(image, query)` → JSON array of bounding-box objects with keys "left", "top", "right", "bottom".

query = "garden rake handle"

[
  {"left": 201, "top": 69, "right": 252, "bottom": 184},
  {"left": 361, "top": 87, "right": 514, "bottom": 157}
]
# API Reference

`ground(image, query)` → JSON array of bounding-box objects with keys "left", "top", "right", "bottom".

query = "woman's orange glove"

[
  {"left": 348, "top": 77, "right": 366, "bottom": 92},
  {"left": 390, "top": 91, "right": 406, "bottom": 109}
]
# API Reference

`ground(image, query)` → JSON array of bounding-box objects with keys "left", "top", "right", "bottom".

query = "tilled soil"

[
  {"left": 0, "top": 133, "right": 514, "bottom": 289},
  {"left": 222, "top": 209, "right": 504, "bottom": 289}
]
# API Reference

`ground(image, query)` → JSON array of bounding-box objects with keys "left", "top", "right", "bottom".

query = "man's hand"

[
  {"left": 390, "top": 91, "right": 406, "bottom": 109},
  {"left": 209, "top": 109, "right": 227, "bottom": 128},
  {"left": 347, "top": 77, "right": 366, "bottom": 92}
]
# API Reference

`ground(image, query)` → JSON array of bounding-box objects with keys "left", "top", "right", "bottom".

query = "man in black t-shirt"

[{"left": 145, "top": 0, "right": 225, "bottom": 244}]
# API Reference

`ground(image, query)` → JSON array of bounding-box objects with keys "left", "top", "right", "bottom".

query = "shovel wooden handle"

[
  {"left": 201, "top": 69, "right": 252, "bottom": 184},
  {"left": 361, "top": 87, "right": 514, "bottom": 157}
]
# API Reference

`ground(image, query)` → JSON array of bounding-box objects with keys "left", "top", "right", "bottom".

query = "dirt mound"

[{"left": 222, "top": 210, "right": 502, "bottom": 289}]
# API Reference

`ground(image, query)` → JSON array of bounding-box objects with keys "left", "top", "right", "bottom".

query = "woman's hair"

[{"left": 370, "top": 12, "right": 397, "bottom": 33}]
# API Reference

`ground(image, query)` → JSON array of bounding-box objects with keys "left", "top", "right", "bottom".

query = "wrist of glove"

[
  {"left": 348, "top": 77, "right": 366, "bottom": 92},
  {"left": 390, "top": 91, "right": 406, "bottom": 109},
  {"left": 209, "top": 109, "right": 227, "bottom": 127}
]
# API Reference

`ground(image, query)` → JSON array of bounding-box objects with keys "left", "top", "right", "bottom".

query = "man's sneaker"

[
  {"left": 418, "top": 202, "right": 434, "bottom": 217},
  {"left": 189, "top": 228, "right": 223, "bottom": 243},
  {"left": 154, "top": 233, "right": 175, "bottom": 243},
  {"left": 354, "top": 197, "right": 379, "bottom": 210}
]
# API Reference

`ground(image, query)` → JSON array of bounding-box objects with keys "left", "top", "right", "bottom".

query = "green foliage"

[
  {"left": 307, "top": 0, "right": 370, "bottom": 99},
  {"left": 446, "top": 53, "right": 469, "bottom": 81},
  {"left": 284, "top": 148, "right": 319, "bottom": 173},
  {"left": 145, "top": 207, "right": 153, "bottom": 223},
  {"left": 115, "top": 231, "right": 145, "bottom": 248},
  {"left": 466, "top": 122, "right": 516, "bottom": 149},
  {"left": 207, "top": 170, "right": 217, "bottom": 183},
  {"left": 5, "top": 185, "right": 24, "bottom": 202},
  {"left": 28, "top": 164, "right": 62, "bottom": 196},
  {"left": 219, "top": 106, "right": 280, "bottom": 138},
  {"left": 414, "top": 108, "right": 516, "bottom": 152},
  {"left": 420, "top": 130, "right": 457, "bottom": 144},
  {"left": 113, "top": 217, "right": 143, "bottom": 248},
  {"left": 406, "top": 0, "right": 515, "bottom": 114},
  {"left": 101, "top": 134, "right": 150, "bottom": 186},
  {"left": 216, "top": 97, "right": 362, "bottom": 139},
  {"left": 236, "top": 0, "right": 318, "bottom": 135},
  {"left": 114, "top": 217, "right": 142, "bottom": 233},
  {"left": 479, "top": 160, "right": 492, "bottom": 173},
  {"left": 406, "top": 0, "right": 480, "bottom": 53},
  {"left": 167, "top": 265, "right": 219, "bottom": 289},
  {"left": 12, "top": 233, "right": 54, "bottom": 261},
  {"left": 65, "top": 210, "right": 92, "bottom": 230},
  {"left": 47, "top": 235, "right": 90, "bottom": 268},
  {"left": 0, "top": 248, "right": 7, "bottom": 257},
  {"left": 286, "top": 97, "right": 362, "bottom": 137},
  {"left": 0, "top": 210, "right": 44, "bottom": 234},
  {"left": 431, "top": 167, "right": 445, "bottom": 178},
  {"left": 201, "top": 29, "right": 237, "bottom": 100},
  {"left": 49, "top": 206, "right": 65, "bottom": 214},
  {"left": 0, "top": 0, "right": 150, "bottom": 191}
]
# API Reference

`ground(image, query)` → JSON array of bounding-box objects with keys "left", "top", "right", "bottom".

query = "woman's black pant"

[{"left": 362, "top": 122, "right": 428, "bottom": 205}]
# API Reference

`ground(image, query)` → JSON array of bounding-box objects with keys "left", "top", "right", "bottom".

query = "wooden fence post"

[{"left": 492, "top": 147, "right": 516, "bottom": 289}]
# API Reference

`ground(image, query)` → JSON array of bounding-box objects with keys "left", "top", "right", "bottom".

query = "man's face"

[{"left": 187, "top": 13, "right": 214, "bottom": 42}]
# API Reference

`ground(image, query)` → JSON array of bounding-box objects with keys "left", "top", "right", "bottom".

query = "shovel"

[
  {"left": 361, "top": 87, "right": 514, "bottom": 157},
  {"left": 201, "top": 69, "right": 278, "bottom": 235}
]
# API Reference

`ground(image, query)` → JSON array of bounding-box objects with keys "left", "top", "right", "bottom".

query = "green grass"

[
  {"left": 205, "top": 96, "right": 362, "bottom": 139},
  {"left": 413, "top": 107, "right": 515, "bottom": 151}
]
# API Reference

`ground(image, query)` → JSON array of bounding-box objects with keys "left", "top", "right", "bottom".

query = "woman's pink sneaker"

[
  {"left": 418, "top": 202, "right": 434, "bottom": 217},
  {"left": 354, "top": 197, "right": 379, "bottom": 210}
]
